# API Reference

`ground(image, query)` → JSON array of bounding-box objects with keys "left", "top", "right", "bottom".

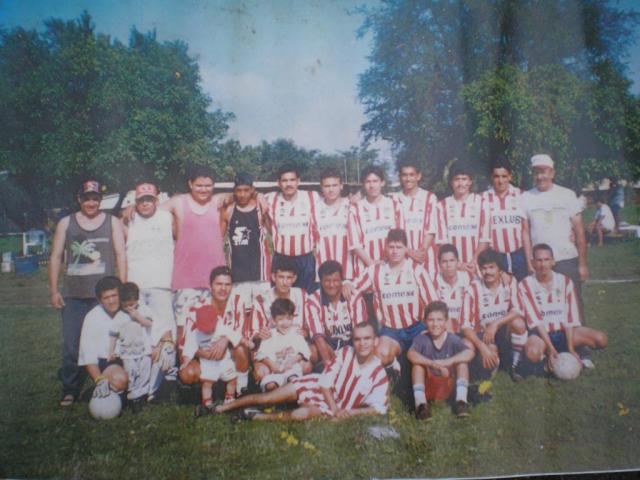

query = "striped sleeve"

[
  {"left": 508, "top": 277, "right": 523, "bottom": 315},
  {"left": 318, "top": 345, "right": 347, "bottom": 389},
  {"left": 247, "top": 295, "right": 268, "bottom": 338},
  {"left": 306, "top": 293, "right": 324, "bottom": 338},
  {"left": 479, "top": 195, "right": 491, "bottom": 244},
  {"left": 517, "top": 278, "right": 543, "bottom": 329},
  {"left": 435, "top": 199, "right": 448, "bottom": 245},
  {"left": 392, "top": 195, "right": 406, "bottom": 230},
  {"left": 364, "top": 366, "right": 389, "bottom": 414},
  {"left": 347, "top": 203, "right": 364, "bottom": 251},
  {"left": 425, "top": 192, "right": 438, "bottom": 235},
  {"left": 563, "top": 277, "right": 582, "bottom": 328},
  {"left": 350, "top": 296, "right": 368, "bottom": 326},
  {"left": 417, "top": 264, "right": 438, "bottom": 305}
]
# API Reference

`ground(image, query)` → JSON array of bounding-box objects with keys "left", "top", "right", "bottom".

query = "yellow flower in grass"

[
  {"left": 280, "top": 431, "right": 289, "bottom": 440},
  {"left": 618, "top": 402, "right": 630, "bottom": 416},
  {"left": 478, "top": 380, "right": 492, "bottom": 395},
  {"left": 302, "top": 441, "right": 316, "bottom": 451}
]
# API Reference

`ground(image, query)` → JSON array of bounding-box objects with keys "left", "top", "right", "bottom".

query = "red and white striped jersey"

[
  {"left": 348, "top": 195, "right": 405, "bottom": 277},
  {"left": 294, "top": 346, "right": 389, "bottom": 414},
  {"left": 435, "top": 193, "right": 491, "bottom": 264},
  {"left": 517, "top": 272, "right": 581, "bottom": 333},
  {"left": 182, "top": 293, "right": 247, "bottom": 358},
  {"left": 248, "top": 287, "right": 307, "bottom": 339},
  {"left": 431, "top": 270, "right": 474, "bottom": 332},
  {"left": 393, "top": 189, "right": 439, "bottom": 274},
  {"left": 313, "top": 197, "right": 354, "bottom": 279},
  {"left": 460, "top": 277, "right": 522, "bottom": 332},
  {"left": 351, "top": 260, "right": 437, "bottom": 330},
  {"left": 265, "top": 190, "right": 319, "bottom": 256},
  {"left": 482, "top": 185, "right": 526, "bottom": 254},
  {"left": 306, "top": 290, "right": 367, "bottom": 341}
]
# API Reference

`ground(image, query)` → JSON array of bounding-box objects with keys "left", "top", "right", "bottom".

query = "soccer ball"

[
  {"left": 552, "top": 352, "right": 582, "bottom": 380},
  {"left": 89, "top": 391, "right": 122, "bottom": 420}
]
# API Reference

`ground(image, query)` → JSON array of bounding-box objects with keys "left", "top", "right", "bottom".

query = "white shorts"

[
  {"left": 199, "top": 357, "right": 237, "bottom": 383},
  {"left": 173, "top": 288, "right": 210, "bottom": 327},
  {"left": 260, "top": 363, "right": 303, "bottom": 391}
]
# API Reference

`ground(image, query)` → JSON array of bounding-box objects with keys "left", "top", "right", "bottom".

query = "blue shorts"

[
  {"left": 497, "top": 248, "right": 528, "bottom": 282},
  {"left": 97, "top": 357, "right": 123, "bottom": 372},
  {"left": 531, "top": 330, "right": 568, "bottom": 353},
  {"left": 379, "top": 322, "right": 426, "bottom": 353}
]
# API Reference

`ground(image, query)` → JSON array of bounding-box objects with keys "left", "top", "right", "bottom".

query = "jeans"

[{"left": 60, "top": 297, "right": 96, "bottom": 396}]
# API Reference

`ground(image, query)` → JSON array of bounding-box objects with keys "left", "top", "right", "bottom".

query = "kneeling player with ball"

[
  {"left": 518, "top": 244, "right": 608, "bottom": 374},
  {"left": 78, "top": 277, "right": 129, "bottom": 417},
  {"left": 408, "top": 301, "right": 474, "bottom": 420}
]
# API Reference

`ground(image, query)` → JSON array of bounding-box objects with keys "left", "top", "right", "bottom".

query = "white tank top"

[{"left": 126, "top": 210, "right": 174, "bottom": 289}]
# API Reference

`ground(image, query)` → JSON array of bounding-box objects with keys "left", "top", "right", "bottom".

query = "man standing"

[
  {"left": 521, "top": 154, "right": 588, "bottom": 307},
  {"left": 482, "top": 158, "right": 532, "bottom": 281},
  {"left": 49, "top": 180, "right": 126, "bottom": 406},
  {"left": 393, "top": 160, "right": 439, "bottom": 273},
  {"left": 263, "top": 164, "right": 320, "bottom": 293}
]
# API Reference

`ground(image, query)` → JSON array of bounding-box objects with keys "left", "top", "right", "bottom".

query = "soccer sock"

[
  {"left": 455, "top": 378, "right": 469, "bottom": 403},
  {"left": 413, "top": 384, "right": 426, "bottom": 406},
  {"left": 236, "top": 371, "right": 249, "bottom": 395},
  {"left": 511, "top": 332, "right": 528, "bottom": 367}
]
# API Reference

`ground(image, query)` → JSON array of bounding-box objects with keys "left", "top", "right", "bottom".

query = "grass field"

[{"left": 1, "top": 242, "right": 639, "bottom": 479}]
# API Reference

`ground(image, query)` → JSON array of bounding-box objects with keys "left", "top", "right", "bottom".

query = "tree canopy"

[{"left": 357, "top": 0, "right": 640, "bottom": 186}]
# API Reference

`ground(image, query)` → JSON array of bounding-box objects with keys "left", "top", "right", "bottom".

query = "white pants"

[{"left": 123, "top": 355, "right": 152, "bottom": 400}]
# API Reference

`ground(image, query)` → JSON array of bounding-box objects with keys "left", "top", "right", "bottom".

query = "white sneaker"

[{"left": 582, "top": 358, "right": 595, "bottom": 370}]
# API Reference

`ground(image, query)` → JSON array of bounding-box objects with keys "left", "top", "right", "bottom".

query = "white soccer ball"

[
  {"left": 89, "top": 391, "right": 122, "bottom": 420},
  {"left": 552, "top": 352, "right": 582, "bottom": 380}
]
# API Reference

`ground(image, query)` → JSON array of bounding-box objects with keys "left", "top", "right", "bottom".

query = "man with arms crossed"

[
  {"left": 214, "top": 321, "right": 388, "bottom": 422},
  {"left": 49, "top": 180, "right": 126, "bottom": 407}
]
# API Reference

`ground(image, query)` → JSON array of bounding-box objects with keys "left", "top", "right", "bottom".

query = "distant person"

[
  {"left": 392, "top": 160, "right": 438, "bottom": 273},
  {"left": 49, "top": 180, "right": 126, "bottom": 407},
  {"left": 519, "top": 244, "right": 608, "bottom": 370},
  {"left": 213, "top": 322, "right": 388, "bottom": 422},
  {"left": 587, "top": 195, "right": 615, "bottom": 247},
  {"left": 482, "top": 157, "right": 532, "bottom": 281},
  {"left": 608, "top": 178, "right": 625, "bottom": 232},
  {"left": 435, "top": 161, "right": 490, "bottom": 275},
  {"left": 521, "top": 154, "right": 588, "bottom": 315},
  {"left": 77, "top": 276, "right": 129, "bottom": 406},
  {"left": 263, "top": 164, "right": 320, "bottom": 293},
  {"left": 348, "top": 164, "right": 405, "bottom": 278}
]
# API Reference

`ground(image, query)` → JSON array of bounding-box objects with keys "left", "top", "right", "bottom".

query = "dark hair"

[
  {"left": 277, "top": 164, "right": 300, "bottom": 180},
  {"left": 397, "top": 160, "right": 421, "bottom": 174},
  {"left": 318, "top": 260, "right": 343, "bottom": 279},
  {"left": 533, "top": 243, "right": 554, "bottom": 258},
  {"left": 490, "top": 154, "right": 512, "bottom": 174},
  {"left": 387, "top": 228, "right": 408, "bottom": 246},
  {"left": 477, "top": 249, "right": 503, "bottom": 269},
  {"left": 361, "top": 164, "right": 385, "bottom": 183},
  {"left": 448, "top": 160, "right": 473, "bottom": 183},
  {"left": 425, "top": 300, "right": 449, "bottom": 319},
  {"left": 272, "top": 257, "right": 298, "bottom": 276},
  {"left": 120, "top": 282, "right": 140, "bottom": 302},
  {"left": 210, "top": 265, "right": 233, "bottom": 284},
  {"left": 95, "top": 276, "right": 123, "bottom": 298},
  {"left": 320, "top": 168, "right": 343, "bottom": 183},
  {"left": 438, "top": 243, "right": 459, "bottom": 261},
  {"left": 270, "top": 297, "right": 296, "bottom": 319},
  {"left": 186, "top": 164, "right": 215, "bottom": 183}
]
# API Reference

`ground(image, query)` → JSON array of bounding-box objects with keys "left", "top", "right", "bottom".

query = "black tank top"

[{"left": 228, "top": 206, "right": 261, "bottom": 282}]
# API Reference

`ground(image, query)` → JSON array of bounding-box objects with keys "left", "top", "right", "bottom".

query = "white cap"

[{"left": 531, "top": 154, "right": 554, "bottom": 168}]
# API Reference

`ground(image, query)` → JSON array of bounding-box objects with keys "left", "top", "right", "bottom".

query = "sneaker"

[
  {"left": 454, "top": 401, "right": 470, "bottom": 418},
  {"left": 581, "top": 358, "right": 595, "bottom": 370},
  {"left": 59, "top": 394, "right": 75, "bottom": 408},
  {"left": 194, "top": 403, "right": 216, "bottom": 418},
  {"left": 509, "top": 366, "right": 525, "bottom": 383},
  {"left": 415, "top": 402, "right": 432, "bottom": 421}
]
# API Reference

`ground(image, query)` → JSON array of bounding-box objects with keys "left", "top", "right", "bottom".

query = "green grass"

[{"left": 1, "top": 245, "right": 639, "bottom": 478}]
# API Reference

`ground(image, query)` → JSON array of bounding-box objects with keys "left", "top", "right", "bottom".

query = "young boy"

[
  {"left": 587, "top": 195, "right": 616, "bottom": 248},
  {"left": 408, "top": 301, "right": 474, "bottom": 420},
  {"left": 254, "top": 298, "right": 311, "bottom": 391},
  {"left": 78, "top": 276, "right": 129, "bottom": 408},
  {"left": 460, "top": 249, "right": 528, "bottom": 383}
]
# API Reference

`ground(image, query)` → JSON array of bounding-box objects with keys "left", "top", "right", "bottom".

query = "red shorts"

[{"left": 426, "top": 370, "right": 455, "bottom": 401}]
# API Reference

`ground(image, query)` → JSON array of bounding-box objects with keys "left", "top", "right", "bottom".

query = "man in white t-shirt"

[
  {"left": 521, "top": 154, "right": 588, "bottom": 317},
  {"left": 588, "top": 195, "right": 615, "bottom": 247}
]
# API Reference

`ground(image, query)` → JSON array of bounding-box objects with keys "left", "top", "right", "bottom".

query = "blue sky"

[{"left": 1, "top": 0, "right": 639, "bottom": 158}]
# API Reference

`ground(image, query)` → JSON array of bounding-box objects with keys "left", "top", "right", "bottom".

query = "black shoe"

[
  {"left": 468, "top": 385, "right": 492, "bottom": 405},
  {"left": 230, "top": 408, "right": 258, "bottom": 423},
  {"left": 130, "top": 397, "right": 145, "bottom": 414},
  {"left": 415, "top": 403, "right": 432, "bottom": 421},
  {"left": 194, "top": 403, "right": 217, "bottom": 418},
  {"left": 510, "top": 366, "right": 525, "bottom": 383},
  {"left": 237, "top": 387, "right": 250, "bottom": 398},
  {"left": 454, "top": 401, "right": 470, "bottom": 418}
]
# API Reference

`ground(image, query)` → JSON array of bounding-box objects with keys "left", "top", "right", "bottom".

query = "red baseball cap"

[{"left": 135, "top": 183, "right": 158, "bottom": 199}]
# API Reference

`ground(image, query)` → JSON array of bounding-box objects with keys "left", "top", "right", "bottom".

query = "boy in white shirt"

[{"left": 255, "top": 298, "right": 311, "bottom": 391}]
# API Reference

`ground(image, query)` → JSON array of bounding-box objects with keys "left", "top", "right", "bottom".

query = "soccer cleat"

[
  {"left": 230, "top": 408, "right": 258, "bottom": 423},
  {"left": 454, "top": 401, "right": 470, "bottom": 418},
  {"left": 509, "top": 366, "right": 525, "bottom": 383},
  {"left": 415, "top": 402, "right": 432, "bottom": 421},
  {"left": 581, "top": 358, "right": 595, "bottom": 370},
  {"left": 194, "top": 403, "right": 217, "bottom": 418},
  {"left": 130, "top": 397, "right": 145, "bottom": 414}
]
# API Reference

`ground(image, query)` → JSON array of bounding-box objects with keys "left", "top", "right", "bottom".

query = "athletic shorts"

[
  {"left": 379, "top": 321, "right": 426, "bottom": 353},
  {"left": 323, "top": 336, "right": 353, "bottom": 351},
  {"left": 291, "top": 374, "right": 332, "bottom": 415},
  {"left": 469, "top": 327, "right": 509, "bottom": 381},
  {"left": 260, "top": 364, "right": 303, "bottom": 391},
  {"left": 199, "top": 357, "right": 237, "bottom": 383},
  {"left": 97, "top": 357, "right": 123, "bottom": 372},
  {"left": 496, "top": 248, "right": 528, "bottom": 282},
  {"left": 531, "top": 330, "right": 568, "bottom": 353}
]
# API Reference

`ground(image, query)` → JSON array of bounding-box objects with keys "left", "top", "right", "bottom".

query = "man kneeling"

[{"left": 215, "top": 322, "right": 388, "bottom": 421}]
